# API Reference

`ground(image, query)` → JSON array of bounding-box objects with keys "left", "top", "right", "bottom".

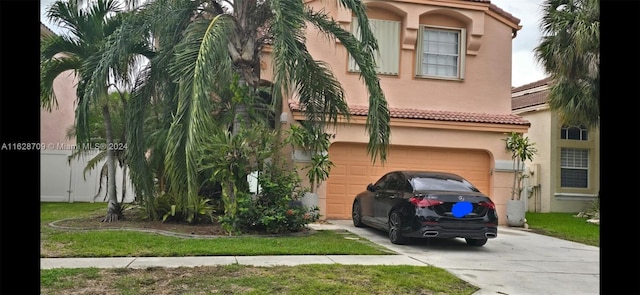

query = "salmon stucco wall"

[
  {"left": 41, "top": 70, "right": 77, "bottom": 148},
  {"left": 300, "top": 0, "right": 515, "bottom": 114}
]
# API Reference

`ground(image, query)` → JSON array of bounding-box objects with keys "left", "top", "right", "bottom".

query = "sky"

[{"left": 40, "top": 0, "right": 548, "bottom": 87}]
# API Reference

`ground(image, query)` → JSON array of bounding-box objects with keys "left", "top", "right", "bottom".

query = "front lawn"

[
  {"left": 41, "top": 202, "right": 393, "bottom": 257},
  {"left": 526, "top": 212, "right": 599, "bottom": 247}
]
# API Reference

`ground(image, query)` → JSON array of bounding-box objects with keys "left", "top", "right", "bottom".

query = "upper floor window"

[
  {"left": 561, "top": 125, "right": 588, "bottom": 140},
  {"left": 416, "top": 26, "right": 466, "bottom": 80},
  {"left": 349, "top": 18, "right": 400, "bottom": 75}
]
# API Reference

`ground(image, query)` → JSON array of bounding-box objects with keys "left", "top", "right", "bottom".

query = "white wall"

[{"left": 41, "top": 149, "right": 135, "bottom": 203}]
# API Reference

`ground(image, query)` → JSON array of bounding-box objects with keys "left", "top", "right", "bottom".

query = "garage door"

[{"left": 325, "top": 143, "right": 490, "bottom": 219}]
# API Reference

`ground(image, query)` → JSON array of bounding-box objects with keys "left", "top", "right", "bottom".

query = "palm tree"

[
  {"left": 504, "top": 132, "right": 537, "bottom": 201},
  {"left": 41, "top": 0, "right": 130, "bottom": 222},
  {"left": 534, "top": 0, "right": 599, "bottom": 127},
  {"left": 92, "top": 0, "right": 390, "bottom": 221},
  {"left": 65, "top": 91, "right": 129, "bottom": 205}
]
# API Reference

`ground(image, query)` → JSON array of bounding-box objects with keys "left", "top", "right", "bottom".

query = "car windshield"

[{"left": 410, "top": 177, "right": 479, "bottom": 192}]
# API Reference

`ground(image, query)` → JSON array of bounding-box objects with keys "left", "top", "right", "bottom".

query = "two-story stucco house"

[
  {"left": 262, "top": 0, "right": 530, "bottom": 224},
  {"left": 511, "top": 78, "right": 600, "bottom": 213}
]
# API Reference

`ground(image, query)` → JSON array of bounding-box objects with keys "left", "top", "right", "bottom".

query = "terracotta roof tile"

[
  {"left": 460, "top": 1, "right": 521, "bottom": 26},
  {"left": 512, "top": 77, "right": 552, "bottom": 93},
  {"left": 487, "top": 3, "right": 521, "bottom": 25},
  {"left": 511, "top": 77, "right": 553, "bottom": 110},
  {"left": 512, "top": 89, "right": 548, "bottom": 110},
  {"left": 289, "top": 101, "right": 530, "bottom": 125}
]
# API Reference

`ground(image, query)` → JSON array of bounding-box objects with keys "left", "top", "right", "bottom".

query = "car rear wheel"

[
  {"left": 352, "top": 200, "right": 365, "bottom": 228},
  {"left": 388, "top": 211, "right": 408, "bottom": 245},
  {"left": 465, "top": 238, "right": 488, "bottom": 247}
]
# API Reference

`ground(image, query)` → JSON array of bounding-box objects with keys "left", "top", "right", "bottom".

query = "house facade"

[
  {"left": 261, "top": 0, "right": 529, "bottom": 224},
  {"left": 511, "top": 78, "right": 600, "bottom": 213}
]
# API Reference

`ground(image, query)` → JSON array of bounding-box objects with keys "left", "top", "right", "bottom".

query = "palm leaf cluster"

[
  {"left": 41, "top": 0, "right": 390, "bottom": 222},
  {"left": 41, "top": 0, "right": 134, "bottom": 221},
  {"left": 534, "top": 0, "right": 599, "bottom": 127}
]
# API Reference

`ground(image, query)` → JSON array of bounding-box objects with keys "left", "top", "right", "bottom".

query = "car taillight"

[
  {"left": 478, "top": 201, "right": 496, "bottom": 209},
  {"left": 410, "top": 197, "right": 444, "bottom": 208}
]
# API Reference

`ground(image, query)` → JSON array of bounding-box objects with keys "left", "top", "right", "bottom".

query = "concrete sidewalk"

[{"left": 40, "top": 254, "right": 426, "bottom": 269}]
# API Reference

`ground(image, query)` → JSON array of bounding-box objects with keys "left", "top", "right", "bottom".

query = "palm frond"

[
  {"left": 547, "top": 76, "right": 599, "bottom": 126},
  {"left": 41, "top": 34, "right": 84, "bottom": 60},
  {"left": 126, "top": 80, "right": 156, "bottom": 218},
  {"left": 534, "top": 0, "right": 599, "bottom": 127},
  {"left": 335, "top": 0, "right": 378, "bottom": 54},
  {"left": 81, "top": 150, "right": 108, "bottom": 181},
  {"left": 40, "top": 57, "right": 82, "bottom": 111},
  {"left": 269, "top": 0, "right": 307, "bottom": 95},
  {"left": 303, "top": 6, "right": 389, "bottom": 163},
  {"left": 165, "top": 14, "right": 233, "bottom": 216},
  {"left": 93, "top": 163, "right": 110, "bottom": 202}
]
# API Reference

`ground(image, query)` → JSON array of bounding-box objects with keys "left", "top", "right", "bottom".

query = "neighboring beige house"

[
  {"left": 262, "top": 0, "right": 530, "bottom": 224},
  {"left": 511, "top": 78, "right": 600, "bottom": 213}
]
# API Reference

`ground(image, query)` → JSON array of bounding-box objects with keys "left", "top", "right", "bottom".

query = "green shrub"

[
  {"left": 237, "top": 161, "right": 320, "bottom": 234},
  {"left": 151, "top": 192, "right": 215, "bottom": 224}
]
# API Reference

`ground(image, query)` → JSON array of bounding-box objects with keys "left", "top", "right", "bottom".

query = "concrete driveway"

[{"left": 328, "top": 219, "right": 600, "bottom": 295}]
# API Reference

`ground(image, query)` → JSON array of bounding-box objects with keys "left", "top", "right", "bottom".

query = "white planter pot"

[
  {"left": 301, "top": 192, "right": 319, "bottom": 208},
  {"left": 506, "top": 199, "right": 526, "bottom": 227}
]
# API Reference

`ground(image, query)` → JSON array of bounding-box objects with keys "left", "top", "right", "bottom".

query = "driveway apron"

[{"left": 328, "top": 219, "right": 600, "bottom": 295}]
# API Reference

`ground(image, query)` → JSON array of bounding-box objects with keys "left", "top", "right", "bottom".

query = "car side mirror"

[{"left": 367, "top": 183, "right": 375, "bottom": 192}]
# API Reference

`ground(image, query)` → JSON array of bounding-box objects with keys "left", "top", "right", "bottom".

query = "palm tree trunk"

[
  {"left": 514, "top": 158, "right": 522, "bottom": 201},
  {"left": 511, "top": 159, "right": 517, "bottom": 200},
  {"left": 102, "top": 103, "right": 121, "bottom": 222},
  {"left": 232, "top": 76, "right": 252, "bottom": 193}
]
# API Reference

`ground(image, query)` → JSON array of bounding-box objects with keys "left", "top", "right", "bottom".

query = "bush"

[
  {"left": 239, "top": 200, "right": 320, "bottom": 234},
  {"left": 237, "top": 160, "right": 320, "bottom": 234},
  {"left": 151, "top": 192, "right": 215, "bottom": 224}
]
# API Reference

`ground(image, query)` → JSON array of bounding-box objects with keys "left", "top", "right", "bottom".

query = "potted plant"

[
  {"left": 504, "top": 132, "right": 537, "bottom": 227},
  {"left": 285, "top": 124, "right": 334, "bottom": 208}
]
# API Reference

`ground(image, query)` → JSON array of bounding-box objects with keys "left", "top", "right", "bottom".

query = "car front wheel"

[
  {"left": 465, "top": 238, "right": 488, "bottom": 247},
  {"left": 352, "top": 200, "right": 365, "bottom": 228},
  {"left": 388, "top": 211, "right": 408, "bottom": 245}
]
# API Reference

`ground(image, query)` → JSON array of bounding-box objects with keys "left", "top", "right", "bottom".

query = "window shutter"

[{"left": 349, "top": 18, "right": 400, "bottom": 75}]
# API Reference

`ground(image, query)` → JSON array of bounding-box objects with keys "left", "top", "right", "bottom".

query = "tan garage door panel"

[{"left": 326, "top": 143, "right": 490, "bottom": 219}]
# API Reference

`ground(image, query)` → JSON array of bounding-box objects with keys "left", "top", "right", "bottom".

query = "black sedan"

[{"left": 352, "top": 171, "right": 498, "bottom": 246}]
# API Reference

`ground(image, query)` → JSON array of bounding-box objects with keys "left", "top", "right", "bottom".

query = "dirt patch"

[
  {"left": 52, "top": 207, "right": 228, "bottom": 236},
  {"left": 50, "top": 206, "right": 323, "bottom": 237}
]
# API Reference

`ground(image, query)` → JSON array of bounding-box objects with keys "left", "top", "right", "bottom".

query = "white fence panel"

[
  {"left": 41, "top": 149, "right": 134, "bottom": 203},
  {"left": 40, "top": 150, "right": 75, "bottom": 202}
]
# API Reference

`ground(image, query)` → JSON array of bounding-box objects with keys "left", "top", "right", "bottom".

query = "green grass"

[
  {"left": 526, "top": 212, "right": 599, "bottom": 247},
  {"left": 42, "top": 229, "right": 392, "bottom": 257},
  {"left": 41, "top": 264, "right": 478, "bottom": 295},
  {"left": 41, "top": 202, "right": 392, "bottom": 257},
  {"left": 41, "top": 202, "right": 478, "bottom": 294},
  {"left": 41, "top": 202, "right": 105, "bottom": 223}
]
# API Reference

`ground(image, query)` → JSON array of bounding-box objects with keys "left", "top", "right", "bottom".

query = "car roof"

[{"left": 393, "top": 171, "right": 466, "bottom": 181}]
